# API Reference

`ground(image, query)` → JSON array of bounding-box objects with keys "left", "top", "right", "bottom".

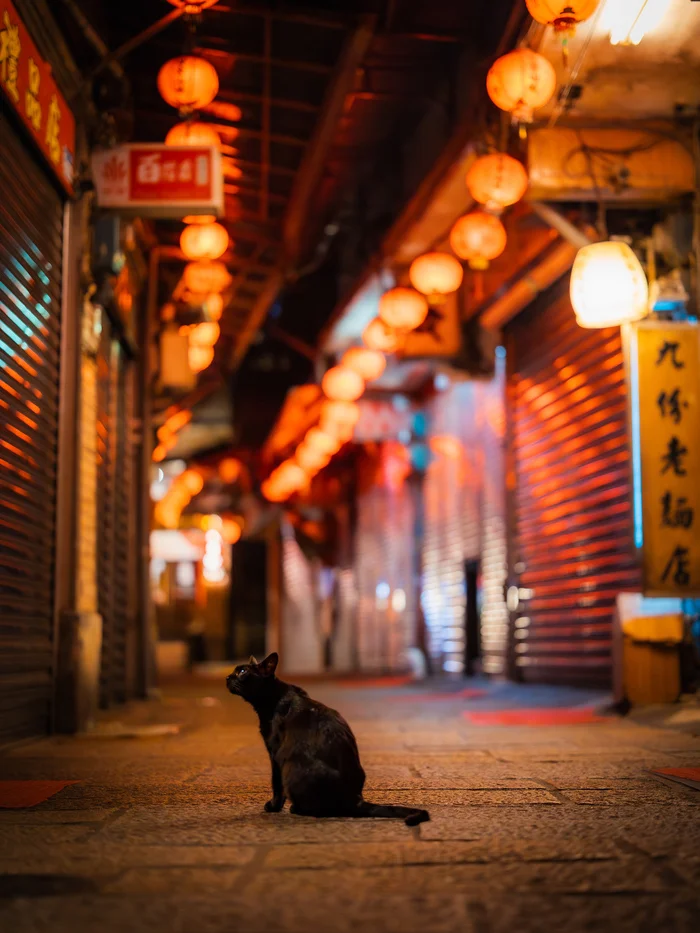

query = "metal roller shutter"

[
  {"left": 505, "top": 278, "right": 642, "bottom": 685},
  {"left": 0, "top": 111, "right": 63, "bottom": 743}
]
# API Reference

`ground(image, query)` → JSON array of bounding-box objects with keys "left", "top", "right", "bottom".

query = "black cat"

[{"left": 226, "top": 653, "right": 429, "bottom": 826}]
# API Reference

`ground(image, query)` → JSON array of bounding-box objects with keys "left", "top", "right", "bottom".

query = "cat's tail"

[{"left": 354, "top": 799, "right": 430, "bottom": 826}]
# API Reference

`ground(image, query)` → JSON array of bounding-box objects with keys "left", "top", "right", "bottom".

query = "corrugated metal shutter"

[
  {"left": 506, "top": 279, "right": 641, "bottom": 685},
  {"left": 0, "top": 112, "right": 63, "bottom": 743}
]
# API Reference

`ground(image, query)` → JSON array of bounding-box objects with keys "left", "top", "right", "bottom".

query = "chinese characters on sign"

[
  {"left": 632, "top": 321, "right": 700, "bottom": 595},
  {"left": 0, "top": 1, "right": 75, "bottom": 193},
  {"left": 91, "top": 145, "right": 224, "bottom": 218}
]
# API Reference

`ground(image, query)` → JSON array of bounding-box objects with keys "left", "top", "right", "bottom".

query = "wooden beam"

[
  {"left": 229, "top": 267, "right": 287, "bottom": 369},
  {"left": 283, "top": 15, "right": 376, "bottom": 264}
]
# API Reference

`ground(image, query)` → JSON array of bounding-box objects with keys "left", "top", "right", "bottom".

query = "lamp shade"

[
  {"left": 450, "top": 213, "right": 507, "bottom": 270},
  {"left": 157, "top": 56, "right": 219, "bottom": 113},
  {"left": 525, "top": 0, "right": 600, "bottom": 32},
  {"left": 165, "top": 121, "right": 221, "bottom": 148},
  {"left": 184, "top": 261, "right": 231, "bottom": 294},
  {"left": 363, "top": 317, "right": 400, "bottom": 353},
  {"left": 379, "top": 287, "right": 429, "bottom": 331},
  {"left": 486, "top": 48, "right": 557, "bottom": 123},
  {"left": 466, "top": 153, "right": 528, "bottom": 211},
  {"left": 570, "top": 241, "right": 649, "bottom": 328},
  {"left": 409, "top": 253, "right": 463, "bottom": 300},
  {"left": 341, "top": 347, "right": 386, "bottom": 382},
  {"left": 180, "top": 222, "right": 229, "bottom": 261},
  {"left": 321, "top": 365, "right": 364, "bottom": 402}
]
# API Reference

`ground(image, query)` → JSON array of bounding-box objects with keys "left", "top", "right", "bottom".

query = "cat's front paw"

[{"left": 264, "top": 798, "right": 284, "bottom": 813}]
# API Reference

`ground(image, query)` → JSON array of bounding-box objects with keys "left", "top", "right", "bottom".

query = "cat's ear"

[
  {"left": 260, "top": 653, "right": 278, "bottom": 677},
  {"left": 248, "top": 655, "right": 258, "bottom": 666}
]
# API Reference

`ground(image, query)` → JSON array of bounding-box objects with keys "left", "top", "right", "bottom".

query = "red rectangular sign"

[
  {"left": 0, "top": 0, "right": 76, "bottom": 193},
  {"left": 92, "top": 144, "right": 224, "bottom": 218}
]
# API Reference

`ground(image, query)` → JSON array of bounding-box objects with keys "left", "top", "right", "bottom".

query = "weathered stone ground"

[{"left": 1, "top": 675, "right": 699, "bottom": 933}]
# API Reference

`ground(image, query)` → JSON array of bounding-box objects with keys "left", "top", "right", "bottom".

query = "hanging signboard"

[
  {"left": 0, "top": 0, "right": 76, "bottom": 193},
  {"left": 401, "top": 291, "right": 461, "bottom": 359},
  {"left": 628, "top": 319, "right": 700, "bottom": 596},
  {"left": 91, "top": 144, "right": 224, "bottom": 218}
]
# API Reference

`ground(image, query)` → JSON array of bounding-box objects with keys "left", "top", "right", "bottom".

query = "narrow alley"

[{"left": 1, "top": 676, "right": 699, "bottom": 933}]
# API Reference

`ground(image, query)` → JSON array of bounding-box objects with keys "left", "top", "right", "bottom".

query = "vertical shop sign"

[
  {"left": 630, "top": 320, "right": 700, "bottom": 595},
  {"left": 0, "top": 0, "right": 75, "bottom": 192}
]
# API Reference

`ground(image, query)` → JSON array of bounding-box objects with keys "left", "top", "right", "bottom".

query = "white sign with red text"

[{"left": 91, "top": 144, "right": 224, "bottom": 217}]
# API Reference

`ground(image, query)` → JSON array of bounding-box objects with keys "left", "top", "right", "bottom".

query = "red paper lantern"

[
  {"left": 158, "top": 56, "right": 219, "bottom": 114},
  {"left": 190, "top": 321, "right": 220, "bottom": 347},
  {"left": 320, "top": 400, "right": 360, "bottom": 432},
  {"left": 184, "top": 261, "right": 231, "bottom": 294},
  {"left": 183, "top": 214, "right": 217, "bottom": 225},
  {"left": 221, "top": 517, "right": 242, "bottom": 544},
  {"left": 379, "top": 287, "right": 429, "bottom": 331},
  {"left": 341, "top": 347, "right": 386, "bottom": 382},
  {"left": 363, "top": 317, "right": 400, "bottom": 353},
  {"left": 466, "top": 153, "right": 529, "bottom": 211},
  {"left": 305, "top": 428, "right": 341, "bottom": 456},
  {"left": 450, "top": 213, "right": 507, "bottom": 270},
  {"left": 409, "top": 253, "right": 463, "bottom": 301},
  {"left": 321, "top": 366, "right": 364, "bottom": 402},
  {"left": 486, "top": 48, "right": 556, "bottom": 124},
  {"left": 296, "top": 444, "right": 330, "bottom": 474},
  {"left": 180, "top": 222, "right": 229, "bottom": 261},
  {"left": 166, "top": 1, "right": 220, "bottom": 13},
  {"left": 165, "top": 121, "right": 221, "bottom": 149},
  {"left": 525, "top": 1, "right": 600, "bottom": 33}
]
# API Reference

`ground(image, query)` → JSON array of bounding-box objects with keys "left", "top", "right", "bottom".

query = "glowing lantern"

[
  {"left": 184, "top": 261, "right": 231, "bottom": 294},
  {"left": 183, "top": 214, "right": 217, "bottom": 225},
  {"left": 305, "top": 427, "right": 341, "bottom": 456},
  {"left": 525, "top": 1, "right": 600, "bottom": 33},
  {"left": 157, "top": 56, "right": 219, "bottom": 114},
  {"left": 363, "top": 317, "right": 400, "bottom": 353},
  {"left": 341, "top": 347, "right": 386, "bottom": 382},
  {"left": 450, "top": 212, "right": 507, "bottom": 270},
  {"left": 180, "top": 222, "right": 229, "bottom": 261},
  {"left": 320, "top": 400, "right": 360, "bottom": 433},
  {"left": 321, "top": 366, "right": 364, "bottom": 402},
  {"left": 274, "top": 461, "right": 307, "bottom": 495},
  {"left": 221, "top": 517, "right": 242, "bottom": 545},
  {"left": 189, "top": 345, "right": 214, "bottom": 373},
  {"left": 180, "top": 469, "right": 204, "bottom": 496},
  {"left": 570, "top": 241, "right": 649, "bottom": 328},
  {"left": 296, "top": 444, "right": 330, "bottom": 474},
  {"left": 204, "top": 293, "right": 224, "bottom": 321},
  {"left": 219, "top": 458, "right": 241, "bottom": 484},
  {"left": 262, "top": 478, "right": 286, "bottom": 502},
  {"left": 602, "top": 0, "right": 672, "bottom": 46},
  {"left": 486, "top": 48, "right": 557, "bottom": 124},
  {"left": 166, "top": 0, "right": 219, "bottom": 12},
  {"left": 466, "top": 153, "right": 529, "bottom": 211},
  {"left": 379, "top": 287, "right": 429, "bottom": 332},
  {"left": 165, "top": 121, "right": 221, "bottom": 149},
  {"left": 190, "top": 321, "right": 220, "bottom": 347},
  {"left": 409, "top": 253, "right": 463, "bottom": 302}
]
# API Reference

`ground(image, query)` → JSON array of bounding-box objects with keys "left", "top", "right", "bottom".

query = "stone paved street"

[{"left": 1, "top": 676, "right": 700, "bottom": 933}]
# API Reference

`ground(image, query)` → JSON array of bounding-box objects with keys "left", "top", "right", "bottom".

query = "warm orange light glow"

[
  {"left": 466, "top": 153, "right": 528, "bottom": 211},
  {"left": 157, "top": 56, "right": 219, "bottom": 113},
  {"left": 296, "top": 443, "right": 330, "bottom": 473},
  {"left": 430, "top": 434, "right": 465, "bottom": 460},
  {"left": 363, "top": 317, "right": 400, "bottom": 353},
  {"left": 180, "top": 223, "right": 229, "bottom": 261},
  {"left": 450, "top": 212, "right": 507, "bottom": 270},
  {"left": 319, "top": 399, "right": 360, "bottom": 432},
  {"left": 379, "top": 287, "right": 429, "bottom": 331},
  {"left": 525, "top": 0, "right": 600, "bottom": 32},
  {"left": 189, "top": 345, "right": 215, "bottom": 373},
  {"left": 305, "top": 427, "right": 341, "bottom": 456},
  {"left": 341, "top": 347, "right": 386, "bottom": 382},
  {"left": 190, "top": 321, "right": 220, "bottom": 347},
  {"left": 321, "top": 365, "right": 365, "bottom": 402},
  {"left": 261, "top": 478, "right": 286, "bottom": 502},
  {"left": 184, "top": 261, "right": 232, "bottom": 294},
  {"left": 409, "top": 253, "right": 463, "bottom": 300},
  {"left": 166, "top": 0, "right": 220, "bottom": 12},
  {"left": 219, "top": 457, "right": 241, "bottom": 484},
  {"left": 486, "top": 48, "right": 556, "bottom": 123},
  {"left": 570, "top": 241, "right": 649, "bottom": 328},
  {"left": 183, "top": 214, "right": 217, "bottom": 225},
  {"left": 221, "top": 517, "right": 242, "bottom": 544},
  {"left": 165, "top": 121, "right": 221, "bottom": 149},
  {"left": 180, "top": 469, "right": 205, "bottom": 496},
  {"left": 204, "top": 293, "right": 224, "bottom": 320},
  {"left": 152, "top": 443, "right": 169, "bottom": 463},
  {"left": 269, "top": 460, "right": 307, "bottom": 499}
]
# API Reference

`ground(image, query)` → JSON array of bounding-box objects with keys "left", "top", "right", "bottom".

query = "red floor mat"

[
  {"left": 392, "top": 688, "right": 488, "bottom": 702},
  {"left": 650, "top": 768, "right": 700, "bottom": 791},
  {"left": 464, "top": 707, "right": 606, "bottom": 726},
  {"left": 0, "top": 780, "right": 80, "bottom": 809}
]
